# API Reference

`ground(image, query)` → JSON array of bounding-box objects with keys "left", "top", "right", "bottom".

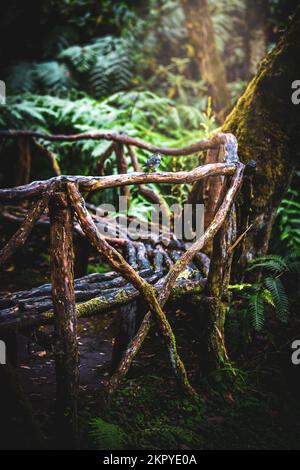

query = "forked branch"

[
  {"left": 67, "top": 182, "right": 196, "bottom": 396},
  {"left": 108, "top": 163, "right": 245, "bottom": 395}
]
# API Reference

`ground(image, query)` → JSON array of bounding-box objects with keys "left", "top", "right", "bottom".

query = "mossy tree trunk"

[
  {"left": 222, "top": 6, "right": 300, "bottom": 280},
  {"left": 182, "top": 0, "right": 230, "bottom": 115}
]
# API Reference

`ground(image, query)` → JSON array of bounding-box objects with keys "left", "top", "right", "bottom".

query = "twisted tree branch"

[
  {"left": 67, "top": 182, "right": 196, "bottom": 396},
  {"left": 108, "top": 163, "right": 244, "bottom": 395},
  {"left": 0, "top": 196, "right": 49, "bottom": 266},
  {"left": 0, "top": 130, "right": 227, "bottom": 155}
]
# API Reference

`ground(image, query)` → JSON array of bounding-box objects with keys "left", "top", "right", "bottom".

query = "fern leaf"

[
  {"left": 89, "top": 418, "right": 126, "bottom": 450},
  {"left": 58, "top": 45, "right": 97, "bottom": 72},
  {"left": 261, "top": 288, "right": 275, "bottom": 307},
  {"left": 264, "top": 277, "right": 289, "bottom": 323},
  {"left": 247, "top": 255, "right": 288, "bottom": 275},
  {"left": 248, "top": 290, "right": 264, "bottom": 331},
  {"left": 34, "top": 61, "right": 74, "bottom": 94},
  {"left": 5, "top": 62, "right": 36, "bottom": 93}
]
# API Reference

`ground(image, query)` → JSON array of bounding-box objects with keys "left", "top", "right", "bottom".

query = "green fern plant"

[
  {"left": 136, "top": 424, "right": 198, "bottom": 450},
  {"left": 34, "top": 61, "right": 75, "bottom": 95},
  {"left": 89, "top": 417, "right": 126, "bottom": 450},
  {"left": 58, "top": 45, "right": 97, "bottom": 73},
  {"left": 5, "top": 62, "right": 37, "bottom": 93},
  {"left": 276, "top": 172, "right": 300, "bottom": 252},
  {"left": 4, "top": 36, "right": 133, "bottom": 99},
  {"left": 230, "top": 254, "right": 300, "bottom": 331},
  {"left": 209, "top": 0, "right": 245, "bottom": 53},
  {"left": 5, "top": 61, "right": 75, "bottom": 96},
  {"left": 0, "top": 97, "right": 50, "bottom": 128},
  {"left": 0, "top": 90, "right": 216, "bottom": 206},
  {"left": 87, "top": 37, "right": 133, "bottom": 98}
]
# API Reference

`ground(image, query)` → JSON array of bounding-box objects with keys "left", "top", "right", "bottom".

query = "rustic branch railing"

[
  {"left": 0, "top": 131, "right": 248, "bottom": 438},
  {"left": 0, "top": 129, "right": 226, "bottom": 154}
]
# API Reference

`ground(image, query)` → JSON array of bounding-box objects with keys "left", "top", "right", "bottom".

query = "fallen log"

[{"left": 0, "top": 274, "right": 205, "bottom": 331}]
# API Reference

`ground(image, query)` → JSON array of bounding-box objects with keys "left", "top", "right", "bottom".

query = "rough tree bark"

[
  {"left": 182, "top": 0, "right": 230, "bottom": 114},
  {"left": 222, "top": 6, "right": 300, "bottom": 279},
  {"left": 49, "top": 187, "right": 79, "bottom": 443}
]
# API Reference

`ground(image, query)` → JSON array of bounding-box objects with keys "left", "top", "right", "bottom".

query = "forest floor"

[{"left": 1, "top": 249, "right": 300, "bottom": 450}]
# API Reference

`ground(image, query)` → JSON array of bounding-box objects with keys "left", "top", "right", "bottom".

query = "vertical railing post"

[
  {"left": 202, "top": 201, "right": 236, "bottom": 374},
  {"left": 115, "top": 143, "right": 130, "bottom": 208},
  {"left": 49, "top": 182, "right": 79, "bottom": 444}
]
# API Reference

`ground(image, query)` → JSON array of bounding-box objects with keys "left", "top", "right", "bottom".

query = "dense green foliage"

[
  {"left": 229, "top": 254, "right": 300, "bottom": 333},
  {"left": 275, "top": 172, "right": 300, "bottom": 254},
  {"left": 88, "top": 372, "right": 300, "bottom": 450},
  {"left": 89, "top": 417, "right": 126, "bottom": 450}
]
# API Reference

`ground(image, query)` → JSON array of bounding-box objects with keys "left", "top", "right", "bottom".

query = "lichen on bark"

[{"left": 222, "top": 6, "right": 300, "bottom": 275}]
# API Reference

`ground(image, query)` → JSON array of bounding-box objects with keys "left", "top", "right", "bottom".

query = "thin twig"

[
  {"left": 228, "top": 223, "right": 253, "bottom": 254},
  {"left": 0, "top": 195, "right": 49, "bottom": 266}
]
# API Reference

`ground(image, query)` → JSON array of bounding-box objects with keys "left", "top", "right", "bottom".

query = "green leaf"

[
  {"left": 89, "top": 418, "right": 126, "bottom": 450},
  {"left": 264, "top": 277, "right": 289, "bottom": 323},
  {"left": 248, "top": 290, "right": 264, "bottom": 331}
]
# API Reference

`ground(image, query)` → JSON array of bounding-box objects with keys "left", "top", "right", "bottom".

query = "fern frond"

[
  {"left": 261, "top": 288, "right": 275, "bottom": 307},
  {"left": 89, "top": 418, "right": 126, "bottom": 450},
  {"left": 264, "top": 277, "right": 289, "bottom": 323},
  {"left": 247, "top": 255, "right": 288, "bottom": 275},
  {"left": 87, "top": 37, "right": 133, "bottom": 98},
  {"left": 277, "top": 174, "right": 300, "bottom": 251},
  {"left": 248, "top": 290, "right": 264, "bottom": 331},
  {"left": 34, "top": 61, "right": 74, "bottom": 94},
  {"left": 5, "top": 62, "right": 37, "bottom": 93},
  {"left": 58, "top": 45, "right": 97, "bottom": 72}
]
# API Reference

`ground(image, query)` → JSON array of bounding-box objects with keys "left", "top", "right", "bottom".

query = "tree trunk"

[
  {"left": 182, "top": 0, "right": 230, "bottom": 115},
  {"left": 15, "top": 137, "right": 31, "bottom": 187},
  {"left": 246, "top": 0, "right": 267, "bottom": 78},
  {"left": 49, "top": 188, "right": 79, "bottom": 444},
  {"left": 223, "top": 6, "right": 300, "bottom": 279},
  {"left": 201, "top": 185, "right": 236, "bottom": 373}
]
